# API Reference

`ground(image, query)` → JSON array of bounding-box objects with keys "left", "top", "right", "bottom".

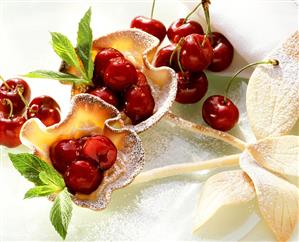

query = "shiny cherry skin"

[
  {"left": 0, "top": 78, "right": 31, "bottom": 116},
  {"left": 104, "top": 57, "right": 137, "bottom": 92},
  {"left": 136, "top": 70, "right": 148, "bottom": 87},
  {"left": 180, "top": 34, "right": 214, "bottom": 72},
  {"left": 50, "top": 139, "right": 81, "bottom": 174},
  {"left": 124, "top": 84, "right": 155, "bottom": 124},
  {"left": 202, "top": 95, "right": 239, "bottom": 131},
  {"left": 88, "top": 87, "right": 119, "bottom": 108},
  {"left": 27, "top": 95, "right": 61, "bottom": 127},
  {"left": 154, "top": 45, "right": 180, "bottom": 72},
  {"left": 82, "top": 135, "right": 117, "bottom": 170},
  {"left": 175, "top": 71, "right": 208, "bottom": 104},
  {"left": 0, "top": 115, "right": 26, "bottom": 148},
  {"left": 93, "top": 48, "right": 124, "bottom": 84},
  {"left": 130, "top": 16, "right": 166, "bottom": 42},
  {"left": 167, "top": 18, "right": 204, "bottom": 43},
  {"left": 64, "top": 160, "right": 103, "bottom": 194},
  {"left": 208, "top": 32, "right": 234, "bottom": 72},
  {"left": 0, "top": 99, "right": 10, "bottom": 118}
]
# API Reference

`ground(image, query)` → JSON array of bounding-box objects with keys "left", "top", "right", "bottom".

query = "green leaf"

[
  {"left": 23, "top": 70, "right": 89, "bottom": 85},
  {"left": 24, "top": 185, "right": 61, "bottom": 199},
  {"left": 39, "top": 170, "right": 64, "bottom": 188},
  {"left": 77, "top": 8, "right": 94, "bottom": 80},
  {"left": 51, "top": 32, "right": 87, "bottom": 79},
  {"left": 50, "top": 188, "right": 73, "bottom": 240}
]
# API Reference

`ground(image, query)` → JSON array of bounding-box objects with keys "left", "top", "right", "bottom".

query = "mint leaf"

[
  {"left": 39, "top": 170, "right": 64, "bottom": 188},
  {"left": 24, "top": 185, "right": 61, "bottom": 199},
  {"left": 23, "top": 70, "right": 89, "bottom": 85},
  {"left": 50, "top": 188, "right": 73, "bottom": 240},
  {"left": 77, "top": 8, "right": 93, "bottom": 80},
  {"left": 51, "top": 32, "right": 87, "bottom": 80}
]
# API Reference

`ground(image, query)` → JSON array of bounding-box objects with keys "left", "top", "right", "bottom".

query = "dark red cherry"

[
  {"left": 0, "top": 115, "right": 26, "bottom": 148},
  {"left": 154, "top": 45, "right": 179, "bottom": 72},
  {"left": 0, "top": 99, "right": 10, "bottom": 118},
  {"left": 180, "top": 34, "right": 214, "bottom": 72},
  {"left": 202, "top": 95, "right": 239, "bottom": 131},
  {"left": 64, "top": 160, "right": 103, "bottom": 194},
  {"left": 50, "top": 139, "right": 80, "bottom": 174},
  {"left": 167, "top": 18, "right": 203, "bottom": 43},
  {"left": 0, "top": 78, "right": 31, "bottom": 115},
  {"left": 130, "top": 16, "right": 166, "bottom": 42},
  {"left": 124, "top": 85, "right": 155, "bottom": 124},
  {"left": 82, "top": 135, "right": 117, "bottom": 170},
  {"left": 136, "top": 70, "right": 150, "bottom": 88},
  {"left": 175, "top": 71, "right": 208, "bottom": 104},
  {"left": 27, "top": 95, "right": 61, "bottom": 127},
  {"left": 104, "top": 57, "right": 137, "bottom": 92},
  {"left": 208, "top": 32, "right": 234, "bottom": 72},
  {"left": 93, "top": 48, "right": 124, "bottom": 84},
  {"left": 88, "top": 87, "right": 119, "bottom": 107}
]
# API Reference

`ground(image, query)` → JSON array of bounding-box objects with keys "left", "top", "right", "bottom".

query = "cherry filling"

[{"left": 50, "top": 135, "right": 117, "bottom": 194}]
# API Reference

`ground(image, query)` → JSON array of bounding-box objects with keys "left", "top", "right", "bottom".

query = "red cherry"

[
  {"left": 202, "top": 95, "right": 239, "bottom": 131},
  {"left": 180, "top": 34, "right": 213, "bottom": 72},
  {"left": 0, "top": 78, "right": 31, "bottom": 115},
  {"left": 208, "top": 32, "right": 234, "bottom": 72},
  {"left": 64, "top": 160, "right": 103, "bottom": 194},
  {"left": 50, "top": 139, "right": 80, "bottom": 174},
  {"left": 82, "top": 135, "right": 117, "bottom": 170},
  {"left": 130, "top": 16, "right": 166, "bottom": 42},
  {"left": 154, "top": 45, "right": 180, "bottom": 72},
  {"left": 88, "top": 87, "right": 119, "bottom": 108},
  {"left": 175, "top": 71, "right": 208, "bottom": 104},
  {"left": 0, "top": 99, "right": 10, "bottom": 118},
  {"left": 27, "top": 95, "right": 61, "bottom": 127},
  {"left": 167, "top": 18, "right": 203, "bottom": 43},
  {"left": 0, "top": 115, "right": 26, "bottom": 148},
  {"left": 124, "top": 85, "right": 155, "bottom": 124},
  {"left": 104, "top": 57, "right": 137, "bottom": 92},
  {"left": 93, "top": 48, "right": 124, "bottom": 84}
]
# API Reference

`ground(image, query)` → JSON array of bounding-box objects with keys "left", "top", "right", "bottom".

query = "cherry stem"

[
  {"left": 131, "top": 154, "right": 240, "bottom": 185},
  {"left": 170, "top": 38, "right": 185, "bottom": 77},
  {"left": 3, "top": 98, "right": 14, "bottom": 118},
  {"left": 0, "top": 74, "right": 10, "bottom": 89},
  {"left": 150, "top": 0, "right": 156, "bottom": 19},
  {"left": 224, "top": 59, "right": 279, "bottom": 103},
  {"left": 17, "top": 87, "right": 29, "bottom": 108},
  {"left": 202, "top": 0, "right": 212, "bottom": 37},
  {"left": 183, "top": 1, "right": 202, "bottom": 23}
]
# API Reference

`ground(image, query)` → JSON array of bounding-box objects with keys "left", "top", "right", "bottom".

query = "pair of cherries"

[
  {"left": 50, "top": 135, "right": 117, "bottom": 194},
  {"left": 0, "top": 78, "right": 61, "bottom": 148},
  {"left": 131, "top": 11, "right": 238, "bottom": 131},
  {"left": 88, "top": 47, "right": 155, "bottom": 125}
]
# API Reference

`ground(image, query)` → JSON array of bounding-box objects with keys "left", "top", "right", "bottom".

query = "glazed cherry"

[
  {"left": 50, "top": 139, "right": 80, "bottom": 174},
  {"left": 64, "top": 160, "right": 103, "bottom": 194},
  {"left": 167, "top": 18, "right": 203, "bottom": 43},
  {"left": 82, "top": 135, "right": 117, "bottom": 170},
  {"left": 130, "top": 16, "right": 166, "bottom": 42},
  {"left": 202, "top": 95, "right": 239, "bottom": 131},
  {"left": 88, "top": 87, "right": 119, "bottom": 107},
  {"left": 180, "top": 34, "right": 214, "bottom": 72},
  {"left": 208, "top": 32, "right": 234, "bottom": 72},
  {"left": 104, "top": 57, "right": 137, "bottom": 92},
  {"left": 136, "top": 70, "right": 149, "bottom": 87},
  {"left": 93, "top": 48, "right": 124, "bottom": 84},
  {"left": 0, "top": 78, "right": 31, "bottom": 115},
  {"left": 175, "top": 71, "right": 208, "bottom": 104},
  {"left": 154, "top": 45, "right": 179, "bottom": 72},
  {"left": 0, "top": 115, "right": 26, "bottom": 148},
  {"left": 124, "top": 84, "right": 155, "bottom": 125},
  {"left": 27, "top": 95, "right": 61, "bottom": 127}
]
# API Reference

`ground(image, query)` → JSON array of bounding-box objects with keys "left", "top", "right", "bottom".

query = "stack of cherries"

[
  {"left": 130, "top": 1, "right": 239, "bottom": 131},
  {"left": 0, "top": 77, "right": 61, "bottom": 148},
  {"left": 87, "top": 48, "right": 155, "bottom": 125},
  {"left": 50, "top": 134, "right": 117, "bottom": 194}
]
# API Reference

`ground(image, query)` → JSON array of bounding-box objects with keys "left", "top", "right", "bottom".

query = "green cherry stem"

[
  {"left": 17, "top": 87, "right": 29, "bottom": 108},
  {"left": 150, "top": 0, "right": 156, "bottom": 19},
  {"left": 224, "top": 59, "right": 279, "bottom": 103},
  {"left": 170, "top": 38, "right": 185, "bottom": 75},
  {"left": 3, "top": 98, "right": 14, "bottom": 118},
  {"left": 183, "top": 1, "right": 202, "bottom": 23},
  {"left": 202, "top": 0, "right": 212, "bottom": 36},
  {"left": 0, "top": 74, "right": 10, "bottom": 89}
]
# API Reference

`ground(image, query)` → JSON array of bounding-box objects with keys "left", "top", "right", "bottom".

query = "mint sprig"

[
  {"left": 9, "top": 153, "right": 73, "bottom": 240},
  {"left": 23, "top": 8, "right": 94, "bottom": 86}
]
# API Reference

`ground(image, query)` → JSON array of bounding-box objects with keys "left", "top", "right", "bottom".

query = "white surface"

[{"left": 0, "top": 0, "right": 298, "bottom": 241}]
